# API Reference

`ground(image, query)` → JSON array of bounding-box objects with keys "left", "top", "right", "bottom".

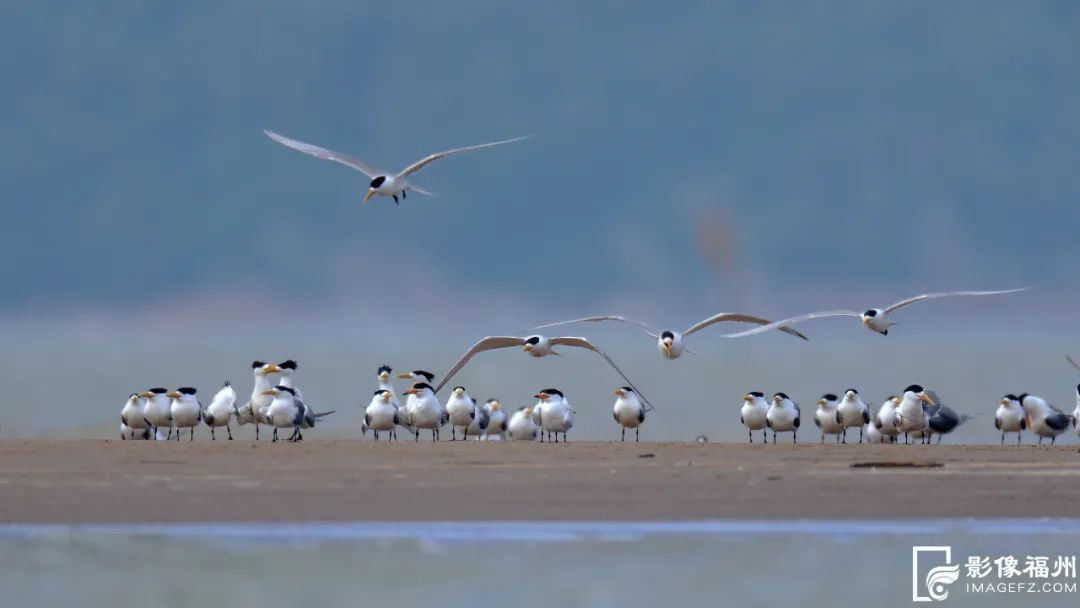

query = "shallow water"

[{"left": 2, "top": 520, "right": 1077, "bottom": 607}]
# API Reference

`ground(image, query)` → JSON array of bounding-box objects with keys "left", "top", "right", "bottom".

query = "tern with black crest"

[
  {"left": 612, "top": 387, "right": 646, "bottom": 442},
  {"left": 264, "top": 129, "right": 528, "bottom": 205}
]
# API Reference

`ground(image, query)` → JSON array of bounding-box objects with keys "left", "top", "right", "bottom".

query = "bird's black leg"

[
  {"left": 393, "top": 194, "right": 399, "bottom": 205},
  {"left": 772, "top": 431, "right": 776, "bottom": 444},
  {"left": 859, "top": 427, "right": 864, "bottom": 443},
  {"left": 748, "top": 429, "right": 752, "bottom": 444},
  {"left": 841, "top": 429, "right": 846, "bottom": 444},
  {"left": 227, "top": 424, "right": 233, "bottom": 440},
  {"left": 414, "top": 430, "right": 419, "bottom": 443},
  {"left": 190, "top": 428, "right": 194, "bottom": 441},
  {"left": 211, "top": 428, "right": 216, "bottom": 441},
  {"left": 793, "top": 432, "right": 797, "bottom": 445},
  {"left": 762, "top": 430, "right": 767, "bottom": 443},
  {"left": 636, "top": 428, "right": 639, "bottom": 442},
  {"left": 1017, "top": 433, "right": 1021, "bottom": 446},
  {"left": 1001, "top": 432, "right": 1005, "bottom": 446},
  {"left": 272, "top": 429, "right": 278, "bottom": 443},
  {"left": 255, "top": 425, "right": 260, "bottom": 441},
  {"left": 432, "top": 430, "right": 437, "bottom": 442},
  {"left": 621, "top": 427, "right": 625, "bottom": 442},
  {"left": 402, "top": 190, "right": 406, "bottom": 199}
]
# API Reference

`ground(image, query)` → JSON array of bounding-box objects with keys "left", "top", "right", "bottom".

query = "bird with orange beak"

[
  {"left": 534, "top": 389, "right": 573, "bottom": 443},
  {"left": 401, "top": 382, "right": 445, "bottom": 442},
  {"left": 613, "top": 387, "right": 645, "bottom": 442},
  {"left": 235, "top": 361, "right": 281, "bottom": 440}
]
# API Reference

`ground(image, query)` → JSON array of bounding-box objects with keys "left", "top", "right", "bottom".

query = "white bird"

[
  {"left": 718, "top": 288, "right": 1028, "bottom": 338},
  {"left": 529, "top": 313, "right": 808, "bottom": 359},
  {"left": 863, "top": 421, "right": 886, "bottom": 443},
  {"left": 203, "top": 381, "right": 237, "bottom": 441},
  {"left": 481, "top": 399, "right": 508, "bottom": 440},
  {"left": 402, "top": 382, "right": 446, "bottom": 442},
  {"left": 739, "top": 392, "right": 770, "bottom": 443},
  {"left": 1073, "top": 384, "right": 1080, "bottom": 439},
  {"left": 434, "top": 335, "right": 655, "bottom": 410},
  {"left": 444, "top": 386, "right": 478, "bottom": 440},
  {"left": 465, "top": 397, "right": 490, "bottom": 439},
  {"left": 873, "top": 396, "right": 901, "bottom": 444},
  {"left": 766, "top": 392, "right": 801, "bottom": 444},
  {"left": 1020, "top": 394, "right": 1072, "bottom": 445},
  {"left": 120, "top": 422, "right": 152, "bottom": 440},
  {"left": 262, "top": 386, "right": 305, "bottom": 443},
  {"left": 612, "top": 387, "right": 646, "bottom": 442},
  {"left": 994, "top": 394, "right": 1027, "bottom": 445},
  {"left": 893, "top": 385, "right": 935, "bottom": 444},
  {"left": 375, "top": 365, "right": 407, "bottom": 439},
  {"left": 235, "top": 361, "right": 281, "bottom": 440},
  {"left": 837, "top": 389, "right": 872, "bottom": 444},
  {"left": 139, "top": 387, "right": 173, "bottom": 440},
  {"left": 120, "top": 393, "right": 151, "bottom": 440},
  {"left": 264, "top": 129, "right": 528, "bottom": 205},
  {"left": 167, "top": 388, "right": 203, "bottom": 441},
  {"left": 813, "top": 393, "right": 844, "bottom": 444},
  {"left": 535, "top": 389, "right": 574, "bottom": 443},
  {"left": 276, "top": 360, "right": 304, "bottom": 402},
  {"left": 364, "top": 389, "right": 399, "bottom": 441},
  {"left": 507, "top": 406, "right": 539, "bottom": 441}
]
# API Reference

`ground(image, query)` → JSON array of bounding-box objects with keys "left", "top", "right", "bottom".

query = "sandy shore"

[{"left": 1, "top": 440, "right": 1078, "bottom": 523}]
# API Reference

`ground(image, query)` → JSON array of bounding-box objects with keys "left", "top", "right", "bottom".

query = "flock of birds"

[{"left": 113, "top": 130, "right": 1078, "bottom": 447}]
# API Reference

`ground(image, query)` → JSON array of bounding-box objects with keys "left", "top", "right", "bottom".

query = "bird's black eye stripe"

[{"left": 660, "top": 331, "right": 674, "bottom": 340}]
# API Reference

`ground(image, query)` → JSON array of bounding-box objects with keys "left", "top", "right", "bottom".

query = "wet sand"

[{"left": 1, "top": 440, "right": 1077, "bottom": 523}]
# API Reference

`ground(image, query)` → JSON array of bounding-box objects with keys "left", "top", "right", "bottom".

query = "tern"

[
  {"left": 364, "top": 390, "right": 399, "bottom": 441},
  {"left": 766, "top": 393, "right": 801, "bottom": 444},
  {"left": 529, "top": 313, "right": 808, "bottom": 359},
  {"left": 375, "top": 365, "right": 406, "bottom": 439},
  {"left": 893, "top": 385, "right": 935, "bottom": 444},
  {"left": 718, "top": 288, "right": 1027, "bottom": 337},
  {"left": 535, "top": 389, "right": 574, "bottom": 443},
  {"left": 434, "top": 335, "right": 655, "bottom": 410},
  {"left": 444, "top": 386, "right": 477, "bottom": 440},
  {"left": 167, "top": 388, "right": 203, "bottom": 441},
  {"left": 465, "top": 397, "right": 490, "bottom": 439},
  {"left": 236, "top": 361, "right": 281, "bottom": 440},
  {"left": 262, "top": 386, "right": 304, "bottom": 442},
  {"left": 836, "top": 389, "right": 872, "bottom": 443},
  {"left": 994, "top": 394, "right": 1026, "bottom": 445},
  {"left": 402, "top": 382, "right": 446, "bottom": 442},
  {"left": 120, "top": 393, "right": 151, "bottom": 440},
  {"left": 739, "top": 392, "right": 770, "bottom": 443},
  {"left": 139, "top": 388, "right": 173, "bottom": 440},
  {"left": 507, "top": 406, "right": 539, "bottom": 441},
  {"left": 873, "top": 396, "right": 901, "bottom": 444},
  {"left": 264, "top": 129, "right": 528, "bottom": 205},
  {"left": 813, "top": 394, "right": 844, "bottom": 444},
  {"left": 203, "top": 381, "right": 237, "bottom": 440},
  {"left": 481, "top": 399, "right": 508, "bottom": 440},
  {"left": 612, "top": 387, "right": 646, "bottom": 442},
  {"left": 1020, "top": 394, "right": 1072, "bottom": 445}
]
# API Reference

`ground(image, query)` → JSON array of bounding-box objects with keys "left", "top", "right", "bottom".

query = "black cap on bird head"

[
  {"left": 904, "top": 384, "right": 925, "bottom": 394},
  {"left": 177, "top": 387, "right": 197, "bottom": 395},
  {"left": 149, "top": 387, "right": 168, "bottom": 394},
  {"left": 278, "top": 360, "right": 298, "bottom": 371},
  {"left": 252, "top": 360, "right": 266, "bottom": 369},
  {"left": 377, "top": 365, "right": 392, "bottom": 375},
  {"left": 412, "top": 370, "right": 435, "bottom": 382},
  {"left": 748, "top": 391, "right": 764, "bottom": 398},
  {"left": 1003, "top": 393, "right": 1019, "bottom": 401},
  {"left": 452, "top": 386, "right": 467, "bottom": 393},
  {"left": 863, "top": 309, "right": 878, "bottom": 317},
  {"left": 524, "top": 336, "right": 541, "bottom": 346},
  {"left": 274, "top": 386, "right": 296, "bottom": 396},
  {"left": 539, "top": 388, "right": 564, "bottom": 397},
  {"left": 619, "top": 386, "right": 634, "bottom": 393},
  {"left": 822, "top": 393, "right": 838, "bottom": 401},
  {"left": 412, "top": 382, "right": 434, "bottom": 392},
  {"left": 660, "top": 330, "right": 675, "bottom": 340},
  {"left": 773, "top": 392, "right": 790, "bottom": 400},
  {"left": 370, "top": 175, "right": 386, "bottom": 189}
]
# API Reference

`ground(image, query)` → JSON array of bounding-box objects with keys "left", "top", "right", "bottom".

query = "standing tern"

[
  {"left": 1019, "top": 394, "right": 1072, "bottom": 445},
  {"left": 465, "top": 397, "right": 490, "bottom": 439},
  {"left": 612, "top": 387, "right": 646, "bottom": 442},
  {"left": 444, "top": 386, "right": 477, "bottom": 440},
  {"left": 236, "top": 361, "right": 281, "bottom": 440},
  {"left": 203, "top": 382, "right": 237, "bottom": 440},
  {"left": 481, "top": 399, "right": 508, "bottom": 440},
  {"left": 264, "top": 129, "right": 528, "bottom": 205},
  {"left": 874, "top": 396, "right": 901, "bottom": 443},
  {"left": 894, "top": 385, "right": 935, "bottom": 444},
  {"left": 766, "top": 392, "right": 801, "bottom": 444},
  {"left": 535, "top": 389, "right": 574, "bottom": 443},
  {"left": 434, "top": 335, "right": 655, "bottom": 410},
  {"left": 718, "top": 288, "right": 1027, "bottom": 337},
  {"left": 402, "top": 382, "right": 446, "bottom": 442},
  {"left": 365, "top": 390, "right": 399, "bottom": 441},
  {"left": 140, "top": 388, "right": 173, "bottom": 440},
  {"left": 836, "top": 389, "right": 872, "bottom": 443},
  {"left": 739, "top": 392, "right": 770, "bottom": 444},
  {"left": 994, "top": 394, "right": 1026, "bottom": 445},
  {"left": 120, "top": 393, "right": 151, "bottom": 440},
  {"left": 167, "top": 388, "right": 203, "bottom": 441},
  {"left": 813, "top": 393, "right": 844, "bottom": 444},
  {"left": 507, "top": 406, "right": 539, "bottom": 441},
  {"left": 529, "top": 313, "right": 808, "bottom": 359},
  {"left": 262, "top": 386, "right": 304, "bottom": 442}
]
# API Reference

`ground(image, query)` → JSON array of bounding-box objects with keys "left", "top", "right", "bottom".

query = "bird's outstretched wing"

[
  {"left": 883, "top": 288, "right": 1028, "bottom": 314},
  {"left": 264, "top": 129, "right": 382, "bottom": 177},
  {"left": 434, "top": 336, "right": 527, "bottom": 393},
  {"left": 396, "top": 136, "right": 530, "bottom": 178},
  {"left": 549, "top": 337, "right": 657, "bottom": 411},
  {"left": 529, "top": 315, "right": 658, "bottom": 338},
  {"left": 407, "top": 183, "right": 436, "bottom": 197},
  {"left": 684, "top": 312, "right": 809, "bottom": 340},
  {"left": 717, "top": 311, "right": 861, "bottom": 339},
  {"left": 1067, "top": 355, "right": 1080, "bottom": 371}
]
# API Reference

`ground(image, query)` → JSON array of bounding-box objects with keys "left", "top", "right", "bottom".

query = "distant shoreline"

[{"left": 1, "top": 440, "right": 1077, "bottom": 523}]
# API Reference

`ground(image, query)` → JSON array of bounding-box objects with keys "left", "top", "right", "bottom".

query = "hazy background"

[{"left": 1, "top": 1, "right": 1078, "bottom": 440}]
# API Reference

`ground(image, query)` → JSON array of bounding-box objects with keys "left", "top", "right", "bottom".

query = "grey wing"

[
  {"left": 683, "top": 312, "right": 809, "bottom": 340},
  {"left": 1067, "top": 355, "right": 1080, "bottom": 371},
  {"left": 717, "top": 311, "right": 861, "bottom": 339},
  {"left": 529, "top": 315, "right": 658, "bottom": 337},
  {"left": 884, "top": 288, "right": 1028, "bottom": 314},
  {"left": 396, "top": 136, "right": 530, "bottom": 178},
  {"left": 264, "top": 129, "right": 381, "bottom": 177},
  {"left": 434, "top": 336, "right": 526, "bottom": 394},
  {"left": 549, "top": 337, "right": 657, "bottom": 411}
]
